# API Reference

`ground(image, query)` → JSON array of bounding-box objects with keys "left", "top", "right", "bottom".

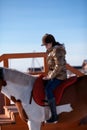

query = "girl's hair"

[{"left": 42, "top": 33, "right": 63, "bottom": 47}]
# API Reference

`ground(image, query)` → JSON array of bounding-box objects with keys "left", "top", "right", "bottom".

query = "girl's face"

[{"left": 45, "top": 43, "right": 52, "bottom": 50}]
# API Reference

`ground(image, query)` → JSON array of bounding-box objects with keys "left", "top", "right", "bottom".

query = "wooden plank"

[
  {"left": 66, "top": 64, "right": 84, "bottom": 76},
  {"left": 0, "top": 114, "right": 15, "bottom": 125}
]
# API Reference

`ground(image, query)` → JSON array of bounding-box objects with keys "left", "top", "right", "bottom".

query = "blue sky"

[{"left": 0, "top": 0, "right": 87, "bottom": 68}]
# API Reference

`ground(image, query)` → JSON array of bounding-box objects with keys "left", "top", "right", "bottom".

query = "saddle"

[{"left": 32, "top": 75, "right": 77, "bottom": 106}]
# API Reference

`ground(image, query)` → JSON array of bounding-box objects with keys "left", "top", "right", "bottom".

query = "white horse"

[{"left": 0, "top": 67, "right": 72, "bottom": 130}]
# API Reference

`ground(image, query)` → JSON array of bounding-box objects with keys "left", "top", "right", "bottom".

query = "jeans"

[{"left": 45, "top": 78, "right": 62, "bottom": 100}]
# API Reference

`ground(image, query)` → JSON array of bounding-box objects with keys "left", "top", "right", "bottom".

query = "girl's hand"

[{"left": 43, "top": 76, "right": 50, "bottom": 80}]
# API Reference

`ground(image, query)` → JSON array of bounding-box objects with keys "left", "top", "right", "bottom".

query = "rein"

[{"left": 29, "top": 90, "right": 33, "bottom": 104}]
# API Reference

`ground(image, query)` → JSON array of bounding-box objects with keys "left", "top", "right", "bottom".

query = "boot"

[{"left": 45, "top": 98, "right": 58, "bottom": 123}]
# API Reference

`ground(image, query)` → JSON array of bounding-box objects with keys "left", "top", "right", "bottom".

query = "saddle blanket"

[{"left": 33, "top": 75, "right": 77, "bottom": 106}]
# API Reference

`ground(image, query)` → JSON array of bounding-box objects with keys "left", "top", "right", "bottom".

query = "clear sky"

[{"left": 0, "top": 0, "right": 87, "bottom": 69}]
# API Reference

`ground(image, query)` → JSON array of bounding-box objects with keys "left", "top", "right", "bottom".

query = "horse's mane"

[{"left": 3, "top": 67, "right": 37, "bottom": 86}]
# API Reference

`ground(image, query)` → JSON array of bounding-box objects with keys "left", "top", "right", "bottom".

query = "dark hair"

[{"left": 42, "top": 33, "right": 62, "bottom": 47}]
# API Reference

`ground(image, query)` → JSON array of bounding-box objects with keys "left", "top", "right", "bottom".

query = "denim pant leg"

[{"left": 45, "top": 78, "right": 62, "bottom": 100}]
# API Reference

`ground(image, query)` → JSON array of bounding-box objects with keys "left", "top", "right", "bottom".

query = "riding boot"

[{"left": 45, "top": 98, "right": 58, "bottom": 123}]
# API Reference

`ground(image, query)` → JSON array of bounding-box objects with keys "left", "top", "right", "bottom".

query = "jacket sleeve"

[{"left": 48, "top": 46, "right": 66, "bottom": 79}]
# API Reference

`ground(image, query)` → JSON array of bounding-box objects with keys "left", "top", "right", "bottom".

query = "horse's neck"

[
  {"left": 3, "top": 67, "right": 36, "bottom": 86},
  {"left": 2, "top": 68, "right": 37, "bottom": 103}
]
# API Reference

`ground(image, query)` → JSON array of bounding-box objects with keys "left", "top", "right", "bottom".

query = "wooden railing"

[
  {"left": 0, "top": 52, "right": 84, "bottom": 105},
  {"left": 0, "top": 52, "right": 48, "bottom": 75}
]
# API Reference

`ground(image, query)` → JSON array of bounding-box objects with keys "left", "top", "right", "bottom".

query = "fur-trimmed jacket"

[{"left": 46, "top": 45, "right": 67, "bottom": 80}]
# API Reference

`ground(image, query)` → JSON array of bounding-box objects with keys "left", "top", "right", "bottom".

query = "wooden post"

[{"left": 43, "top": 54, "right": 48, "bottom": 75}]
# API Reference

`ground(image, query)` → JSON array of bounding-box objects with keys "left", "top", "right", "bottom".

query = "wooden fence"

[{"left": 0, "top": 52, "right": 84, "bottom": 106}]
